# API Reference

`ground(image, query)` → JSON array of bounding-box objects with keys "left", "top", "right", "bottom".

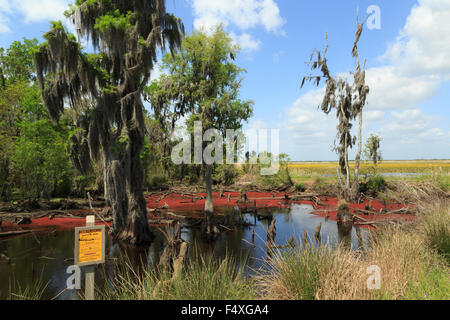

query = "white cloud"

[
  {"left": 0, "top": 0, "right": 12, "bottom": 33},
  {"left": 13, "top": 0, "right": 70, "bottom": 23},
  {"left": 279, "top": 88, "right": 338, "bottom": 160},
  {"left": 366, "top": 66, "right": 440, "bottom": 110},
  {"left": 192, "top": 0, "right": 285, "bottom": 33},
  {"left": 256, "top": 0, "right": 286, "bottom": 34},
  {"left": 281, "top": 0, "right": 450, "bottom": 160},
  {"left": 191, "top": 0, "right": 286, "bottom": 51},
  {"left": 379, "top": 109, "right": 450, "bottom": 159},
  {"left": 245, "top": 119, "right": 269, "bottom": 132},
  {"left": 230, "top": 32, "right": 261, "bottom": 51},
  {"left": 0, "top": 0, "right": 71, "bottom": 33},
  {"left": 365, "top": 0, "right": 450, "bottom": 111},
  {"left": 381, "top": 0, "right": 450, "bottom": 78},
  {"left": 365, "top": 110, "right": 385, "bottom": 123}
]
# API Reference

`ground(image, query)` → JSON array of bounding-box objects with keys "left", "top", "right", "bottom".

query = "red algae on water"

[{"left": 1, "top": 192, "right": 414, "bottom": 233}]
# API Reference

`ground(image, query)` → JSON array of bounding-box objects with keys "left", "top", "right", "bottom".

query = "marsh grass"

[
  {"left": 102, "top": 251, "right": 255, "bottom": 300},
  {"left": 420, "top": 200, "right": 450, "bottom": 264},
  {"left": 258, "top": 198, "right": 450, "bottom": 300},
  {"left": 256, "top": 242, "right": 335, "bottom": 300},
  {"left": 288, "top": 160, "right": 450, "bottom": 175},
  {"left": 8, "top": 273, "right": 48, "bottom": 300}
]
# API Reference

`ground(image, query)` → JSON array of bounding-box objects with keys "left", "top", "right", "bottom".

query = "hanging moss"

[
  {"left": 35, "top": 0, "right": 184, "bottom": 245},
  {"left": 301, "top": 19, "right": 369, "bottom": 201}
]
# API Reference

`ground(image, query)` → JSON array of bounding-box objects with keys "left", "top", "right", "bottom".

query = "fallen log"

[
  {"left": 0, "top": 230, "right": 36, "bottom": 238},
  {"left": 313, "top": 196, "right": 325, "bottom": 206},
  {"left": 353, "top": 208, "right": 378, "bottom": 215},
  {"left": 157, "top": 192, "right": 171, "bottom": 202},
  {"left": 351, "top": 213, "right": 370, "bottom": 223},
  {"left": 148, "top": 219, "right": 176, "bottom": 226},
  {"left": 353, "top": 207, "right": 415, "bottom": 216},
  {"left": 165, "top": 212, "right": 187, "bottom": 220}
]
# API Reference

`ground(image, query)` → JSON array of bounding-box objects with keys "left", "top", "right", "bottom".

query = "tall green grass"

[
  {"left": 8, "top": 275, "right": 48, "bottom": 300},
  {"left": 102, "top": 253, "right": 255, "bottom": 300},
  {"left": 257, "top": 242, "right": 335, "bottom": 300},
  {"left": 421, "top": 201, "right": 450, "bottom": 265}
]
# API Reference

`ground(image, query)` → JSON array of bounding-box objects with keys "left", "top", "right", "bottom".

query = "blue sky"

[{"left": 1, "top": 0, "right": 449, "bottom": 161}]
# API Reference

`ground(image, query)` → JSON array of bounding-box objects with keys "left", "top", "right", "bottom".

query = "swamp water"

[{"left": 0, "top": 204, "right": 369, "bottom": 300}]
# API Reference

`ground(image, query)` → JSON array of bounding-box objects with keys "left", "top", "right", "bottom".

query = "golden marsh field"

[{"left": 288, "top": 160, "right": 450, "bottom": 175}]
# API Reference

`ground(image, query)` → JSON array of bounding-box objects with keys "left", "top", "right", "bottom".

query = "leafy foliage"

[
  {"left": 149, "top": 26, "right": 253, "bottom": 229},
  {"left": 359, "top": 175, "right": 387, "bottom": 196},
  {"left": 0, "top": 39, "right": 77, "bottom": 200}
]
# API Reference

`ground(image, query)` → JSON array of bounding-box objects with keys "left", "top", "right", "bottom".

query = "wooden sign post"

[{"left": 75, "top": 216, "right": 105, "bottom": 300}]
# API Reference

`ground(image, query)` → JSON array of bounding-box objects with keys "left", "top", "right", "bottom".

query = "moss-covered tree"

[
  {"left": 35, "top": 0, "right": 184, "bottom": 245},
  {"left": 301, "top": 19, "right": 369, "bottom": 201}
]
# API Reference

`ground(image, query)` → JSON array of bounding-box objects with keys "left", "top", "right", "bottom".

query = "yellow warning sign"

[{"left": 75, "top": 227, "right": 105, "bottom": 265}]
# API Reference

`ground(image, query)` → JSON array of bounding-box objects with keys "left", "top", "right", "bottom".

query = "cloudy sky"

[{"left": 1, "top": 0, "right": 449, "bottom": 161}]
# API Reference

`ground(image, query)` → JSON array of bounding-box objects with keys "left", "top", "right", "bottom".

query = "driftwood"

[
  {"left": 15, "top": 216, "right": 32, "bottom": 225},
  {"left": 156, "top": 192, "right": 171, "bottom": 203},
  {"left": 313, "top": 196, "right": 325, "bottom": 206},
  {"left": 165, "top": 212, "right": 187, "bottom": 220},
  {"left": 153, "top": 223, "right": 188, "bottom": 299},
  {"left": 353, "top": 206, "right": 415, "bottom": 216},
  {"left": 0, "top": 252, "right": 10, "bottom": 263},
  {"left": 257, "top": 211, "right": 273, "bottom": 221},
  {"left": 314, "top": 223, "right": 322, "bottom": 244},
  {"left": 267, "top": 218, "right": 277, "bottom": 244},
  {"left": 266, "top": 218, "right": 277, "bottom": 257},
  {"left": 149, "top": 219, "right": 176, "bottom": 226},
  {"left": 273, "top": 236, "right": 297, "bottom": 250},
  {"left": 353, "top": 221, "right": 382, "bottom": 228},
  {"left": 351, "top": 213, "right": 370, "bottom": 223},
  {"left": 0, "top": 230, "right": 36, "bottom": 238},
  {"left": 353, "top": 208, "right": 380, "bottom": 215},
  {"left": 157, "top": 202, "right": 170, "bottom": 210}
]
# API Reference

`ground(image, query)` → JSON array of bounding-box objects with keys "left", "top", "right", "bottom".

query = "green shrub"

[
  {"left": 423, "top": 211, "right": 450, "bottom": 264},
  {"left": 295, "top": 182, "right": 306, "bottom": 192},
  {"left": 213, "top": 164, "right": 239, "bottom": 186},
  {"left": 434, "top": 173, "right": 450, "bottom": 192},
  {"left": 147, "top": 175, "right": 169, "bottom": 190},
  {"left": 359, "top": 175, "right": 387, "bottom": 196}
]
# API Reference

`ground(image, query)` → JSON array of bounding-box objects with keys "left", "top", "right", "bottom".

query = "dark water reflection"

[{"left": 0, "top": 204, "right": 369, "bottom": 300}]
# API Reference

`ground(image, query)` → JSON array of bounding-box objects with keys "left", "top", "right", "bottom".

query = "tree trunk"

[
  {"left": 203, "top": 163, "right": 214, "bottom": 235},
  {"left": 352, "top": 111, "right": 363, "bottom": 201},
  {"left": 103, "top": 148, "right": 129, "bottom": 236},
  {"left": 342, "top": 131, "right": 351, "bottom": 201},
  {"left": 118, "top": 128, "right": 153, "bottom": 245}
]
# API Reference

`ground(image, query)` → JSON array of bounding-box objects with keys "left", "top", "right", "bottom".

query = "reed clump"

[
  {"left": 102, "top": 253, "right": 255, "bottom": 300},
  {"left": 257, "top": 198, "right": 449, "bottom": 300}
]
